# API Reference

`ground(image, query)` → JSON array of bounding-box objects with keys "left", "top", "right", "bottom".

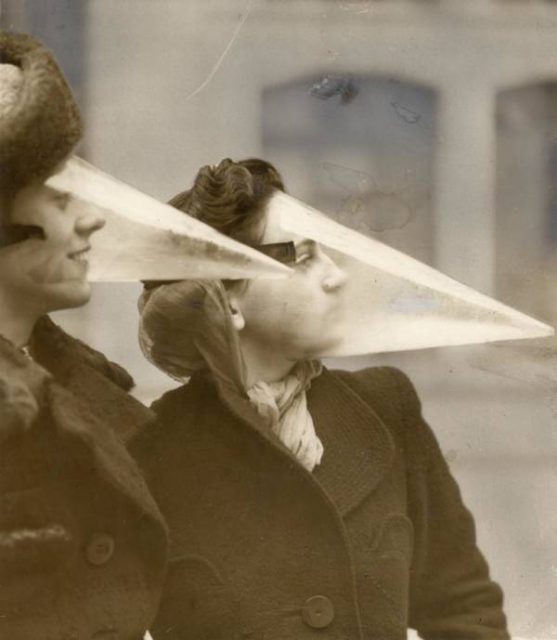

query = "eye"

[
  {"left": 294, "top": 240, "right": 317, "bottom": 267},
  {"left": 51, "top": 190, "right": 71, "bottom": 211}
]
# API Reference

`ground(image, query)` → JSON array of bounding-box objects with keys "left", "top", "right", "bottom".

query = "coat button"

[
  {"left": 302, "top": 595, "right": 335, "bottom": 629},
  {"left": 85, "top": 533, "right": 115, "bottom": 566}
]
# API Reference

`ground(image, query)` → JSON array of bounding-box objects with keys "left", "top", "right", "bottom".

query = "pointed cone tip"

[{"left": 266, "top": 191, "right": 554, "bottom": 356}]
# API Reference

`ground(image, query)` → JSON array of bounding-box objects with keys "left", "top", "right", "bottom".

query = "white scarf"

[{"left": 247, "top": 360, "right": 324, "bottom": 472}]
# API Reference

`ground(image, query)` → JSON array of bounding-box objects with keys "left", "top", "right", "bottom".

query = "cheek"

[
  {"left": 244, "top": 280, "right": 320, "bottom": 329},
  {"left": 40, "top": 216, "right": 71, "bottom": 247},
  {"left": 24, "top": 240, "right": 64, "bottom": 274},
  {"left": 0, "top": 255, "right": 23, "bottom": 288},
  {"left": 1, "top": 239, "right": 78, "bottom": 287},
  {"left": 282, "top": 277, "right": 327, "bottom": 316},
  {"left": 242, "top": 282, "right": 289, "bottom": 325}
]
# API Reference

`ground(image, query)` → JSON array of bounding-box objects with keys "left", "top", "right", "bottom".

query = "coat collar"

[
  {"left": 309, "top": 368, "right": 396, "bottom": 516},
  {"left": 29, "top": 316, "right": 134, "bottom": 391},
  {"left": 28, "top": 316, "right": 152, "bottom": 444},
  {"left": 209, "top": 374, "right": 301, "bottom": 462},
  {"left": 211, "top": 367, "right": 395, "bottom": 517},
  {"left": 1, "top": 321, "right": 165, "bottom": 541}
]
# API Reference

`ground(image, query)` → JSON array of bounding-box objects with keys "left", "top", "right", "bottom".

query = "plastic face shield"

[
  {"left": 45, "top": 157, "right": 291, "bottom": 282},
  {"left": 264, "top": 191, "right": 553, "bottom": 357}
]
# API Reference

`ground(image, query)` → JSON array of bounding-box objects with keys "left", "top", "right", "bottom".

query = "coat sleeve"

[{"left": 389, "top": 368, "right": 510, "bottom": 640}]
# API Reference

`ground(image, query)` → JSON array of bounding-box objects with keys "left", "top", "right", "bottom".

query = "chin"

[
  {"left": 299, "top": 335, "right": 344, "bottom": 359},
  {"left": 314, "top": 334, "right": 346, "bottom": 357},
  {"left": 47, "top": 281, "right": 92, "bottom": 311}
]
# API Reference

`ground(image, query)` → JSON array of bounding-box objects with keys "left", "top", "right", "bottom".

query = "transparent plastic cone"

[
  {"left": 267, "top": 192, "right": 554, "bottom": 357},
  {"left": 46, "top": 157, "right": 291, "bottom": 281}
]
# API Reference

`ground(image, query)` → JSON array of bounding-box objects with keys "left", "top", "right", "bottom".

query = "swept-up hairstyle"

[
  {"left": 139, "top": 158, "right": 285, "bottom": 381},
  {"left": 168, "top": 157, "right": 285, "bottom": 246}
]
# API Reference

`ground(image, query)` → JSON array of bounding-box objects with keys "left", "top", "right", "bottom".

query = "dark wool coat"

[
  {"left": 0, "top": 317, "right": 167, "bottom": 640},
  {"left": 132, "top": 366, "right": 509, "bottom": 640}
]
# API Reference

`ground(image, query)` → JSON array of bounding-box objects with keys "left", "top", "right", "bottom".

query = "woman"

[
  {"left": 0, "top": 32, "right": 166, "bottom": 639},
  {"left": 135, "top": 158, "right": 510, "bottom": 639}
]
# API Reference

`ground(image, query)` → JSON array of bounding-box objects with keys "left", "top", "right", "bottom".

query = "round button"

[
  {"left": 302, "top": 595, "right": 335, "bottom": 629},
  {"left": 85, "top": 533, "right": 115, "bottom": 566}
]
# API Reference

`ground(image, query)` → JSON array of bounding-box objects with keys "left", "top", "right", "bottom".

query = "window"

[{"left": 262, "top": 74, "right": 437, "bottom": 264}]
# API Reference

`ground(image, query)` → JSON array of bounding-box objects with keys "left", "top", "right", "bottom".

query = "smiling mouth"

[{"left": 67, "top": 247, "right": 91, "bottom": 262}]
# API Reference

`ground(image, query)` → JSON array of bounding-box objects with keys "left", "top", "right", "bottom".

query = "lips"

[{"left": 67, "top": 246, "right": 90, "bottom": 262}]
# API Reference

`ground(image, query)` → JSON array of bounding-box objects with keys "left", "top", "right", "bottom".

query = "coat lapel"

[
  {"left": 29, "top": 316, "right": 134, "bottom": 391},
  {"left": 213, "top": 366, "right": 396, "bottom": 518},
  {"left": 47, "top": 382, "right": 167, "bottom": 533},
  {"left": 28, "top": 316, "right": 152, "bottom": 444},
  {"left": 211, "top": 375, "right": 304, "bottom": 466},
  {"left": 309, "top": 368, "right": 395, "bottom": 517}
]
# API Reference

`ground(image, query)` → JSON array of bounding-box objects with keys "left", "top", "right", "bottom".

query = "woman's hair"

[
  {"left": 169, "top": 157, "right": 285, "bottom": 246},
  {"left": 138, "top": 158, "right": 286, "bottom": 381}
]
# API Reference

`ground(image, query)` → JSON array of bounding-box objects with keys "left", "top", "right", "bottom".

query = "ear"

[{"left": 226, "top": 292, "right": 246, "bottom": 332}]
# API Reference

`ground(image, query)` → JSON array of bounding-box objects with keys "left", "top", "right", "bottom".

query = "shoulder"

[
  {"left": 327, "top": 365, "right": 431, "bottom": 462},
  {"left": 331, "top": 365, "right": 423, "bottom": 419},
  {"left": 333, "top": 367, "right": 450, "bottom": 472},
  {"left": 150, "top": 374, "right": 211, "bottom": 419},
  {"left": 28, "top": 319, "right": 154, "bottom": 444},
  {"left": 29, "top": 316, "right": 134, "bottom": 391},
  {"left": 130, "top": 375, "right": 210, "bottom": 460}
]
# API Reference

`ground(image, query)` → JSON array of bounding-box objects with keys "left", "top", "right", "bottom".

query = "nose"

[
  {"left": 75, "top": 205, "right": 106, "bottom": 236},
  {"left": 317, "top": 246, "right": 347, "bottom": 292}
]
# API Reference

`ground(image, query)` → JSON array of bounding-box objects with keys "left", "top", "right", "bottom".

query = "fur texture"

[
  {"left": 0, "top": 319, "right": 167, "bottom": 640},
  {"left": 0, "top": 32, "right": 82, "bottom": 197}
]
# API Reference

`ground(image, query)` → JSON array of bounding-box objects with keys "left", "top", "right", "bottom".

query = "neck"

[
  {"left": 0, "top": 293, "right": 41, "bottom": 348},
  {"left": 239, "top": 334, "right": 297, "bottom": 386}
]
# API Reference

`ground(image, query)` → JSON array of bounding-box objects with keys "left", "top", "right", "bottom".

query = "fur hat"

[{"left": 0, "top": 31, "right": 82, "bottom": 198}]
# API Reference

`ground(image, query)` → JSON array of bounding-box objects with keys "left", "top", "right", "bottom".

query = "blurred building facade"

[{"left": 3, "top": 1, "right": 557, "bottom": 637}]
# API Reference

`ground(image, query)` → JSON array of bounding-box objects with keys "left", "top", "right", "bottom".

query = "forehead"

[{"left": 262, "top": 202, "right": 305, "bottom": 244}]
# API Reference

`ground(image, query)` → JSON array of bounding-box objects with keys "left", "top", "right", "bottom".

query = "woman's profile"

[{"left": 134, "top": 158, "right": 510, "bottom": 640}]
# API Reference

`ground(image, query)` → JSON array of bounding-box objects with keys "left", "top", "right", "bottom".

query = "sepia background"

[{"left": 2, "top": 1, "right": 557, "bottom": 637}]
